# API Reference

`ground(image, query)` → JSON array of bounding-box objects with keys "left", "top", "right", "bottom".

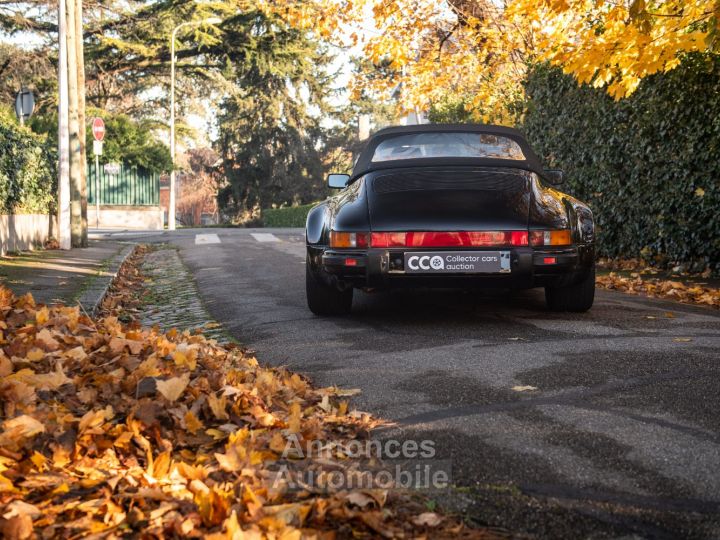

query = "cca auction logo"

[{"left": 407, "top": 255, "right": 445, "bottom": 270}]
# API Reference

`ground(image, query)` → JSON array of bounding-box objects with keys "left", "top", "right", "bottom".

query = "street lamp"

[{"left": 168, "top": 17, "right": 222, "bottom": 230}]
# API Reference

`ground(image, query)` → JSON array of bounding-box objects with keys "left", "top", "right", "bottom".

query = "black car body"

[{"left": 305, "top": 124, "right": 595, "bottom": 314}]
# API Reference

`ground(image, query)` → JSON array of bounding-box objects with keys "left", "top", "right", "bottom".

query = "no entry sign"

[{"left": 92, "top": 117, "right": 105, "bottom": 141}]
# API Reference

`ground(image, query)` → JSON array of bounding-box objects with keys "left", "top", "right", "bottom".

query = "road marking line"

[
  {"left": 195, "top": 233, "right": 221, "bottom": 245},
  {"left": 251, "top": 233, "right": 280, "bottom": 243}
]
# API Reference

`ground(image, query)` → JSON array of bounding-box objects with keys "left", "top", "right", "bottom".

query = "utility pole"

[
  {"left": 65, "top": 0, "right": 86, "bottom": 247},
  {"left": 57, "top": 0, "right": 71, "bottom": 250},
  {"left": 168, "top": 26, "right": 177, "bottom": 231},
  {"left": 75, "top": 0, "right": 88, "bottom": 245}
]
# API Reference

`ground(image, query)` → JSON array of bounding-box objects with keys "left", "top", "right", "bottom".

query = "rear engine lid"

[{"left": 366, "top": 167, "right": 532, "bottom": 231}]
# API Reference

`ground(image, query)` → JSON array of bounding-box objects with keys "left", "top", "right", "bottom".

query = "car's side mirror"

[
  {"left": 327, "top": 173, "right": 350, "bottom": 189},
  {"left": 544, "top": 169, "right": 564, "bottom": 186}
]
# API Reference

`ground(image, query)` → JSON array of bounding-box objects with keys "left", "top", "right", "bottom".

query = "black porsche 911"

[{"left": 305, "top": 124, "right": 595, "bottom": 315}]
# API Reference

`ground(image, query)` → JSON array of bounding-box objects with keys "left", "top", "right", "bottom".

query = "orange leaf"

[{"left": 184, "top": 411, "right": 203, "bottom": 434}]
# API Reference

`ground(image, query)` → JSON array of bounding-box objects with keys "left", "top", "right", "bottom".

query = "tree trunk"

[{"left": 75, "top": 0, "right": 88, "bottom": 245}]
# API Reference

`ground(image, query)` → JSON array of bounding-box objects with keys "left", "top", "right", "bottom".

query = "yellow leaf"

[
  {"left": 512, "top": 385, "right": 538, "bottom": 392},
  {"left": 269, "top": 432, "right": 286, "bottom": 454},
  {"left": 288, "top": 402, "right": 302, "bottom": 434},
  {"left": 26, "top": 348, "right": 44, "bottom": 362},
  {"left": 0, "top": 353, "right": 12, "bottom": 377},
  {"left": 223, "top": 510, "right": 243, "bottom": 540},
  {"left": 250, "top": 405, "right": 276, "bottom": 427},
  {"left": 35, "top": 328, "right": 59, "bottom": 351},
  {"left": 30, "top": 451, "right": 47, "bottom": 471},
  {"left": 173, "top": 350, "right": 197, "bottom": 371},
  {"left": 79, "top": 406, "right": 114, "bottom": 433},
  {"left": 184, "top": 411, "right": 203, "bottom": 434},
  {"left": 29, "top": 362, "right": 71, "bottom": 390},
  {"left": 0, "top": 414, "right": 45, "bottom": 447},
  {"left": 64, "top": 346, "right": 87, "bottom": 361},
  {"left": 156, "top": 374, "right": 190, "bottom": 402},
  {"left": 35, "top": 306, "right": 49, "bottom": 325},
  {"left": 0, "top": 473, "right": 15, "bottom": 493},
  {"left": 207, "top": 393, "right": 228, "bottom": 420}
]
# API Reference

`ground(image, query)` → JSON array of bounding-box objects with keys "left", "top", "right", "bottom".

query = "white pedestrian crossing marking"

[
  {"left": 251, "top": 233, "right": 280, "bottom": 243},
  {"left": 195, "top": 233, "right": 221, "bottom": 245}
]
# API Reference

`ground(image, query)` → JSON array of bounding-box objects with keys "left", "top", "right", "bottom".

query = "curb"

[{"left": 78, "top": 243, "right": 136, "bottom": 316}]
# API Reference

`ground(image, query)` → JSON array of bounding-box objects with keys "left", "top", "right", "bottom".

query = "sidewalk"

[{"left": 0, "top": 240, "right": 134, "bottom": 312}]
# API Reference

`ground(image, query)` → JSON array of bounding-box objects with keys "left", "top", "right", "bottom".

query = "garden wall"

[{"left": 0, "top": 214, "right": 56, "bottom": 256}]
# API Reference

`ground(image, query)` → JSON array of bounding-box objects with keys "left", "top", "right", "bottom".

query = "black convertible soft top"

[{"left": 351, "top": 124, "right": 544, "bottom": 179}]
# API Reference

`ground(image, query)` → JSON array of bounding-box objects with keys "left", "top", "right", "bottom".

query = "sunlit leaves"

[
  {"left": 597, "top": 272, "right": 720, "bottom": 306},
  {"left": 156, "top": 373, "right": 191, "bottom": 402},
  {"left": 1, "top": 284, "right": 474, "bottom": 537},
  {"left": 512, "top": 0, "right": 717, "bottom": 98},
  {"left": 349, "top": 0, "right": 719, "bottom": 121}
]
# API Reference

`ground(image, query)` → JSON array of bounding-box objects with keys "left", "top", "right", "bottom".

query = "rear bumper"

[{"left": 312, "top": 245, "right": 594, "bottom": 290}]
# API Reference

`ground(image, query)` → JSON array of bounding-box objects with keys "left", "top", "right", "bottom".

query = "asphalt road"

[{"left": 95, "top": 228, "right": 720, "bottom": 539}]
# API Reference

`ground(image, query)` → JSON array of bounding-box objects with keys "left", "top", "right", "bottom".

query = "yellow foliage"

[
  {"left": 345, "top": 0, "right": 719, "bottom": 120},
  {"left": 510, "top": 0, "right": 718, "bottom": 98}
]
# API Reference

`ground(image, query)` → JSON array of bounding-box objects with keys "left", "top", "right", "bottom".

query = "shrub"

[
  {"left": 0, "top": 113, "right": 56, "bottom": 215},
  {"left": 261, "top": 203, "right": 316, "bottom": 227},
  {"left": 523, "top": 54, "right": 720, "bottom": 271}
]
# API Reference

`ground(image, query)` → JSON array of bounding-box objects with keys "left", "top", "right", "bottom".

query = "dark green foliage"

[
  {"left": 523, "top": 55, "right": 720, "bottom": 270},
  {"left": 215, "top": 12, "right": 332, "bottom": 219},
  {"left": 0, "top": 110, "right": 56, "bottom": 214},
  {"left": 85, "top": 112, "right": 172, "bottom": 174},
  {"left": 29, "top": 110, "right": 171, "bottom": 174},
  {"left": 261, "top": 203, "right": 315, "bottom": 228}
]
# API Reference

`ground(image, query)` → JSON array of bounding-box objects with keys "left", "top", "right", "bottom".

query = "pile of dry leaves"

[
  {"left": 596, "top": 272, "right": 720, "bottom": 308},
  {"left": 0, "top": 285, "right": 490, "bottom": 539}
]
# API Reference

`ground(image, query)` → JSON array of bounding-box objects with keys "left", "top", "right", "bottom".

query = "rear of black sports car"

[{"left": 305, "top": 125, "right": 596, "bottom": 315}]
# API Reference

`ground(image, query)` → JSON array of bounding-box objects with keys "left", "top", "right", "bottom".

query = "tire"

[
  {"left": 545, "top": 264, "right": 595, "bottom": 312},
  {"left": 306, "top": 256, "right": 353, "bottom": 315}
]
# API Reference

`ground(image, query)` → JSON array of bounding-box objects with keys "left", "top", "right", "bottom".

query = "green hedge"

[
  {"left": 0, "top": 114, "right": 56, "bottom": 214},
  {"left": 523, "top": 54, "right": 720, "bottom": 271},
  {"left": 261, "top": 203, "right": 315, "bottom": 228}
]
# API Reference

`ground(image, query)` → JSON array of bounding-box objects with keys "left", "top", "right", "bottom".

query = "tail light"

[
  {"left": 529, "top": 230, "right": 572, "bottom": 246},
  {"left": 329, "top": 231, "right": 369, "bottom": 248},
  {"left": 370, "top": 231, "right": 529, "bottom": 248}
]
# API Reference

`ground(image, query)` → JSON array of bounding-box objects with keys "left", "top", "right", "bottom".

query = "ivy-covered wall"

[
  {"left": 523, "top": 54, "right": 720, "bottom": 271},
  {"left": 0, "top": 111, "right": 56, "bottom": 215}
]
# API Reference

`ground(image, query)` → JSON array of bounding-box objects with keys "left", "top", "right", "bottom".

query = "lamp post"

[{"left": 168, "top": 17, "right": 221, "bottom": 230}]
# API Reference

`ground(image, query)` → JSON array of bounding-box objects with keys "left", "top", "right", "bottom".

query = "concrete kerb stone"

[{"left": 78, "top": 243, "right": 137, "bottom": 316}]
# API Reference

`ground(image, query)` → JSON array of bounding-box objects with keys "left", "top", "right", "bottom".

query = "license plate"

[{"left": 403, "top": 251, "right": 510, "bottom": 274}]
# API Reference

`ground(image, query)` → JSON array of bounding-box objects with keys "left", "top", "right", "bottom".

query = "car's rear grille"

[{"left": 373, "top": 168, "right": 529, "bottom": 193}]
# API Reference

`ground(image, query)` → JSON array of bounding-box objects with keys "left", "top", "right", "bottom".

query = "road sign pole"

[
  {"left": 95, "top": 154, "right": 100, "bottom": 228},
  {"left": 91, "top": 118, "right": 105, "bottom": 229}
]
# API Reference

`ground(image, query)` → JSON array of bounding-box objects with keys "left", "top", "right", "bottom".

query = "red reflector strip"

[
  {"left": 543, "top": 257, "right": 557, "bottom": 264},
  {"left": 371, "top": 231, "right": 529, "bottom": 248},
  {"left": 344, "top": 258, "right": 358, "bottom": 266}
]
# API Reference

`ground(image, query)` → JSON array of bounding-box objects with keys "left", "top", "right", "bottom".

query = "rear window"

[{"left": 371, "top": 132, "right": 525, "bottom": 162}]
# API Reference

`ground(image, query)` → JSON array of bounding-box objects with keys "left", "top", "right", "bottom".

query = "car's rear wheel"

[
  {"left": 545, "top": 264, "right": 595, "bottom": 312},
  {"left": 306, "top": 256, "right": 353, "bottom": 315}
]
